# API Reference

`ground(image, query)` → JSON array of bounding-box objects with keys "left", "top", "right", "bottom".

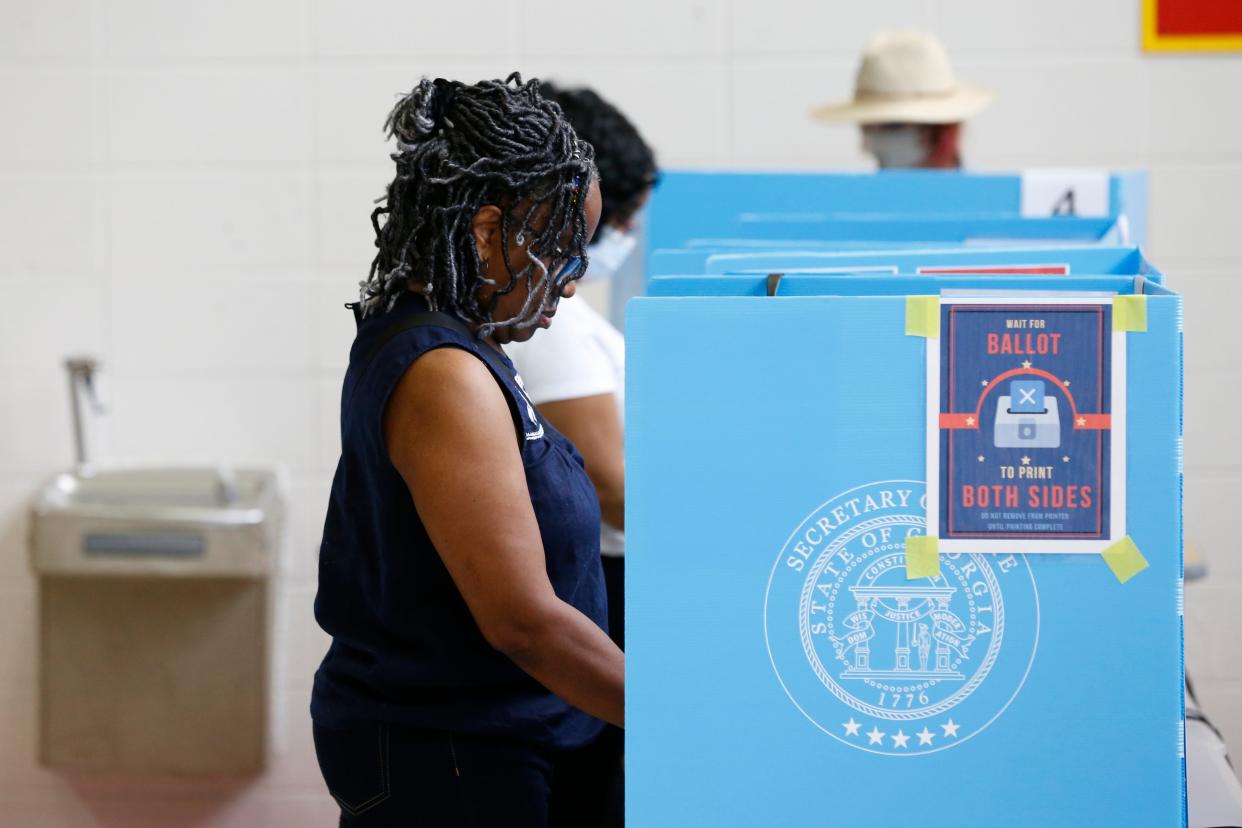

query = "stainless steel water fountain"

[{"left": 30, "top": 357, "right": 285, "bottom": 773}]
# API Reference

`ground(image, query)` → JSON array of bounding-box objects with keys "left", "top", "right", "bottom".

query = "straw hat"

[{"left": 812, "top": 31, "right": 993, "bottom": 124}]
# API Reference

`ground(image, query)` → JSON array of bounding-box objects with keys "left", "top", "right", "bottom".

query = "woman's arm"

[
  {"left": 537, "top": 393, "right": 625, "bottom": 531},
  {"left": 384, "top": 348, "right": 624, "bottom": 727}
]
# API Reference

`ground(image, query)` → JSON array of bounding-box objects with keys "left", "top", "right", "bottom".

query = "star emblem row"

[{"left": 842, "top": 718, "right": 959, "bottom": 746}]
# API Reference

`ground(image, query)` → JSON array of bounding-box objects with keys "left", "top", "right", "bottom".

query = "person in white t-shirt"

[
  {"left": 510, "top": 290, "right": 626, "bottom": 556},
  {"left": 505, "top": 82, "right": 655, "bottom": 828}
]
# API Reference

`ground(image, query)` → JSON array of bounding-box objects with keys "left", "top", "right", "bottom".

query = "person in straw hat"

[{"left": 812, "top": 31, "right": 992, "bottom": 169}]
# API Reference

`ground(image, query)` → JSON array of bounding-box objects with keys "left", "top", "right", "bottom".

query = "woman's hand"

[{"left": 384, "top": 347, "right": 624, "bottom": 727}]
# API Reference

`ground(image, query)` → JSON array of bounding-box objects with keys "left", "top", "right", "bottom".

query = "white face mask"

[
  {"left": 582, "top": 226, "right": 637, "bottom": 283},
  {"left": 862, "top": 126, "right": 929, "bottom": 169}
]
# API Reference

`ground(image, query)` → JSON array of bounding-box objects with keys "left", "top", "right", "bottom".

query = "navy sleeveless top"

[{"left": 311, "top": 291, "right": 607, "bottom": 749}]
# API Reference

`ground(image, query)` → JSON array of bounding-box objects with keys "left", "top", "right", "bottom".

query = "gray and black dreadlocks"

[{"left": 359, "top": 72, "right": 596, "bottom": 338}]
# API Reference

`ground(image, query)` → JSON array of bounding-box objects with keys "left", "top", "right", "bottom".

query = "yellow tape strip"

[
  {"left": 1101, "top": 536, "right": 1149, "bottom": 584},
  {"left": 1113, "top": 295, "right": 1147, "bottom": 332},
  {"left": 904, "top": 535, "right": 940, "bottom": 580},
  {"left": 905, "top": 296, "right": 939, "bottom": 338}
]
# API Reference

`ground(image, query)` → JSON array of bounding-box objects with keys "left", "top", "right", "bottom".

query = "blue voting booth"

[
  {"left": 652, "top": 272, "right": 1158, "bottom": 299},
  {"left": 659, "top": 213, "right": 1129, "bottom": 246},
  {"left": 649, "top": 243, "right": 1157, "bottom": 279},
  {"left": 610, "top": 170, "right": 1149, "bottom": 327},
  {"left": 624, "top": 169, "right": 1181, "bottom": 826},
  {"left": 649, "top": 245, "right": 1162, "bottom": 296},
  {"left": 646, "top": 170, "right": 1149, "bottom": 252},
  {"left": 699, "top": 244, "right": 1159, "bottom": 277},
  {"left": 625, "top": 277, "right": 1184, "bottom": 826}
]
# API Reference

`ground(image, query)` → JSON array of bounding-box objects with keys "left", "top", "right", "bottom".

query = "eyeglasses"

[{"left": 552, "top": 255, "right": 584, "bottom": 290}]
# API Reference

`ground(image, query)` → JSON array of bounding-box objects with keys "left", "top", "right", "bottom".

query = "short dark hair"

[
  {"left": 360, "top": 73, "right": 595, "bottom": 336},
  {"left": 540, "top": 83, "right": 657, "bottom": 237}
]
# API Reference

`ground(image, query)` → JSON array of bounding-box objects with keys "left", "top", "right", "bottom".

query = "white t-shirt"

[{"left": 505, "top": 296, "right": 626, "bottom": 557}]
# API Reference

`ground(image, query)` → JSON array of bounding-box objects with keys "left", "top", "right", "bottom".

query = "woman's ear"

[{"left": 472, "top": 205, "right": 503, "bottom": 267}]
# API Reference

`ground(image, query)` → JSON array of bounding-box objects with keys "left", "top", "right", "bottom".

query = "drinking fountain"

[{"left": 29, "top": 357, "right": 285, "bottom": 773}]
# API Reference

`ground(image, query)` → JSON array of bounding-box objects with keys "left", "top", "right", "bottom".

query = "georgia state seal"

[{"left": 764, "top": 480, "right": 1039, "bottom": 756}]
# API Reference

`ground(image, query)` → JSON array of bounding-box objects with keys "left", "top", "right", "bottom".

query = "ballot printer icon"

[{"left": 993, "top": 379, "right": 1061, "bottom": 449}]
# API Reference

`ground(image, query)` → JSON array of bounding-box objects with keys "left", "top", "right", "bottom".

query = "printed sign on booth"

[{"left": 925, "top": 298, "right": 1126, "bottom": 554}]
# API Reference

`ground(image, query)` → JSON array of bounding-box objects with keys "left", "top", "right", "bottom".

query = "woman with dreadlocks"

[
  {"left": 310, "top": 74, "right": 622, "bottom": 827},
  {"left": 505, "top": 82, "right": 657, "bottom": 828}
]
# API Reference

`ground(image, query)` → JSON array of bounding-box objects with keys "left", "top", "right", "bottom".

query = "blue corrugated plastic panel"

[{"left": 626, "top": 290, "right": 1183, "bottom": 827}]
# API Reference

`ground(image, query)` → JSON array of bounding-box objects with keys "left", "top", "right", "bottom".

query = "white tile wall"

[
  {"left": 313, "top": 277, "right": 360, "bottom": 372},
  {"left": 0, "top": 277, "right": 107, "bottom": 373},
  {"left": 102, "top": 377, "right": 321, "bottom": 471},
  {"left": 313, "top": 169, "right": 390, "bottom": 276},
  {"left": 728, "top": 56, "right": 867, "bottom": 166},
  {"left": 1185, "top": 368, "right": 1242, "bottom": 471},
  {"left": 310, "top": 0, "right": 518, "bottom": 58},
  {"left": 0, "top": 1, "right": 1239, "bottom": 823},
  {"left": 313, "top": 376, "right": 344, "bottom": 474},
  {"left": 527, "top": 59, "right": 734, "bottom": 166},
  {"left": 1174, "top": 269, "right": 1241, "bottom": 373},
  {"left": 1184, "top": 473, "right": 1242, "bottom": 581},
  {"left": 103, "top": 173, "right": 315, "bottom": 278},
  {"left": 311, "top": 66, "right": 427, "bottom": 162},
  {"left": 279, "top": 585, "right": 329, "bottom": 694},
  {"left": 1151, "top": 165, "right": 1242, "bottom": 263},
  {"left": 0, "top": 379, "right": 78, "bottom": 476},
  {"left": 527, "top": 0, "right": 730, "bottom": 58},
  {"left": 1149, "top": 59, "right": 1242, "bottom": 158},
  {"left": 0, "top": 70, "right": 101, "bottom": 164},
  {"left": 97, "top": 0, "right": 306, "bottom": 60},
  {"left": 103, "top": 68, "right": 313, "bottom": 165},
  {"left": 0, "top": 0, "right": 93, "bottom": 61},
  {"left": 1185, "top": 583, "right": 1242, "bottom": 683},
  {"left": 286, "top": 477, "right": 331, "bottom": 580},
  {"left": 0, "top": 177, "right": 101, "bottom": 277},
  {"left": 960, "top": 58, "right": 1153, "bottom": 167},
  {"left": 107, "top": 278, "right": 316, "bottom": 379},
  {"left": 937, "top": 0, "right": 1139, "bottom": 55},
  {"left": 732, "top": 0, "right": 935, "bottom": 56}
]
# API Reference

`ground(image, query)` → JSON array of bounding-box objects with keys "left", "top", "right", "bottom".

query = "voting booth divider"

[
  {"left": 649, "top": 245, "right": 1160, "bottom": 291},
  {"left": 651, "top": 272, "right": 1156, "bottom": 299},
  {"left": 705, "top": 244, "right": 1159, "bottom": 278},
  {"left": 664, "top": 212, "right": 1128, "bottom": 247},
  {"left": 630, "top": 238, "right": 1138, "bottom": 321},
  {"left": 649, "top": 242, "right": 1150, "bottom": 280},
  {"left": 610, "top": 171, "right": 1146, "bottom": 329},
  {"left": 625, "top": 249, "right": 1184, "bottom": 823},
  {"left": 646, "top": 170, "right": 1149, "bottom": 252}
]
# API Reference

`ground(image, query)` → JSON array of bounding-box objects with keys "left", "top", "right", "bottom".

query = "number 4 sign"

[{"left": 1020, "top": 169, "right": 1110, "bottom": 218}]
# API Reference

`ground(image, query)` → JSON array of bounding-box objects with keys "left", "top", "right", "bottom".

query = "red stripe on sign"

[
  {"left": 940, "top": 413, "right": 980, "bottom": 429},
  {"left": 1158, "top": 0, "right": 1242, "bottom": 36},
  {"left": 918, "top": 266, "right": 1070, "bottom": 275},
  {"left": 1073, "top": 414, "right": 1112, "bottom": 430}
]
